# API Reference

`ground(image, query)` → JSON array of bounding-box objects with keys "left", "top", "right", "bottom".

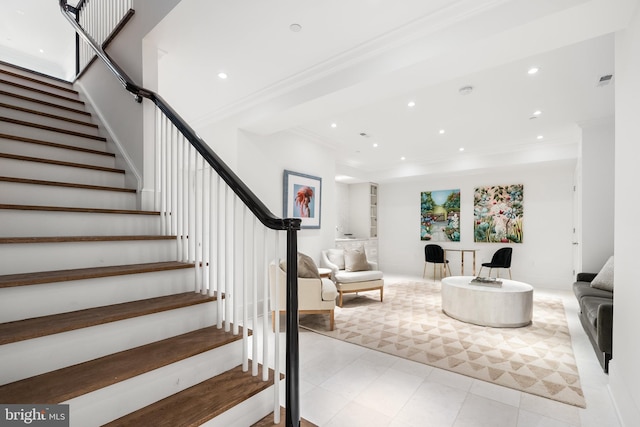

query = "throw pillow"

[
  {"left": 591, "top": 255, "right": 614, "bottom": 292},
  {"left": 327, "top": 249, "right": 345, "bottom": 270},
  {"left": 298, "top": 252, "right": 320, "bottom": 278},
  {"left": 280, "top": 253, "right": 320, "bottom": 279},
  {"left": 344, "top": 246, "right": 369, "bottom": 272}
]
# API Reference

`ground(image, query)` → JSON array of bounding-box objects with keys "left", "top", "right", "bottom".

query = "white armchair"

[
  {"left": 269, "top": 261, "right": 338, "bottom": 330},
  {"left": 320, "top": 248, "right": 384, "bottom": 307}
]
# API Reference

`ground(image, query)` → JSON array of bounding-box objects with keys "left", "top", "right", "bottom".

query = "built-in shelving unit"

[{"left": 370, "top": 183, "right": 378, "bottom": 238}]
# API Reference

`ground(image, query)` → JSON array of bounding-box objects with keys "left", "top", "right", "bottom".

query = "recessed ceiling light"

[
  {"left": 372, "top": 143, "right": 378, "bottom": 148},
  {"left": 330, "top": 123, "right": 337, "bottom": 128},
  {"left": 439, "top": 129, "right": 445, "bottom": 135},
  {"left": 537, "top": 135, "right": 544, "bottom": 140},
  {"left": 459, "top": 85, "right": 474, "bottom": 95},
  {"left": 217, "top": 72, "right": 228, "bottom": 79},
  {"left": 459, "top": 147, "right": 465, "bottom": 152},
  {"left": 528, "top": 67, "right": 539, "bottom": 75},
  {"left": 407, "top": 101, "right": 416, "bottom": 108},
  {"left": 533, "top": 110, "right": 542, "bottom": 116},
  {"left": 289, "top": 23, "right": 302, "bottom": 32},
  {"left": 400, "top": 156, "right": 406, "bottom": 161},
  {"left": 38, "top": 49, "right": 44, "bottom": 53}
]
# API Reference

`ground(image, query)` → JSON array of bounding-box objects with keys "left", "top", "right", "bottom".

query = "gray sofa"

[{"left": 573, "top": 272, "right": 613, "bottom": 372}]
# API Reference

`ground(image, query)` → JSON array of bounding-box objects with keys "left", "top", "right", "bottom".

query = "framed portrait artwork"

[{"left": 283, "top": 170, "right": 322, "bottom": 229}]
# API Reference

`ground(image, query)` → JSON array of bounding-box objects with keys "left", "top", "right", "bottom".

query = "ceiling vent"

[{"left": 597, "top": 74, "right": 613, "bottom": 87}]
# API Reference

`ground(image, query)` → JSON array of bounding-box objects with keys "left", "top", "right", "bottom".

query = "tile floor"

[{"left": 278, "top": 275, "right": 620, "bottom": 427}]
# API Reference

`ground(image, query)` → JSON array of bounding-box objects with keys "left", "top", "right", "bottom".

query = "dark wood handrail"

[
  {"left": 59, "top": 1, "right": 301, "bottom": 425},
  {"left": 57, "top": 0, "right": 300, "bottom": 233}
]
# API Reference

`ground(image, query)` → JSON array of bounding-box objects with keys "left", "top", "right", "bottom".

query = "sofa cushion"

[
  {"left": 573, "top": 281, "right": 613, "bottom": 302},
  {"left": 326, "top": 249, "right": 345, "bottom": 270},
  {"left": 581, "top": 296, "right": 613, "bottom": 329},
  {"left": 591, "top": 255, "right": 614, "bottom": 292},
  {"left": 344, "top": 246, "right": 369, "bottom": 272},
  {"left": 335, "top": 269, "right": 383, "bottom": 283}
]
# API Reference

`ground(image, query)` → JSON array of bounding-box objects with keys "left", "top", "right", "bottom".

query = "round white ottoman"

[{"left": 441, "top": 276, "right": 533, "bottom": 327}]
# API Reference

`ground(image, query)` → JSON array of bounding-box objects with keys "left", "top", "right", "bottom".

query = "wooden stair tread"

[
  {"left": 0, "top": 133, "right": 113, "bottom": 157},
  {"left": 0, "top": 90, "right": 90, "bottom": 116},
  {"left": 0, "top": 68, "right": 77, "bottom": 94},
  {"left": 0, "top": 117, "right": 105, "bottom": 141},
  {"left": 253, "top": 407, "right": 317, "bottom": 427},
  {"left": 104, "top": 365, "right": 275, "bottom": 427},
  {"left": 0, "top": 235, "right": 174, "bottom": 244},
  {"left": 0, "top": 203, "right": 159, "bottom": 215},
  {"left": 0, "top": 261, "right": 192, "bottom": 288},
  {"left": 0, "top": 152, "right": 123, "bottom": 173},
  {"left": 0, "top": 78, "right": 83, "bottom": 104},
  {"left": 0, "top": 325, "right": 243, "bottom": 404},
  {"left": 0, "top": 290, "right": 213, "bottom": 345},
  {"left": 0, "top": 176, "right": 136, "bottom": 193},
  {"left": 0, "top": 102, "right": 98, "bottom": 128}
]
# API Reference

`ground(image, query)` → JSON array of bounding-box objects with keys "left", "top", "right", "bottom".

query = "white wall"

[
  {"left": 336, "top": 182, "right": 350, "bottom": 238},
  {"left": 236, "top": 130, "right": 338, "bottom": 265},
  {"left": 76, "top": 0, "right": 182, "bottom": 192},
  {"left": 378, "top": 160, "right": 576, "bottom": 289},
  {"left": 580, "top": 119, "right": 615, "bottom": 272},
  {"left": 610, "top": 4, "right": 640, "bottom": 425}
]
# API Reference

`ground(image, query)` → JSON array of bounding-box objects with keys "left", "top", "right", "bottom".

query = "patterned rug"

[{"left": 299, "top": 280, "right": 585, "bottom": 408}]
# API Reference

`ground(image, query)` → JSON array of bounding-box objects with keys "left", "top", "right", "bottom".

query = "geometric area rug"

[{"left": 299, "top": 280, "right": 585, "bottom": 408}]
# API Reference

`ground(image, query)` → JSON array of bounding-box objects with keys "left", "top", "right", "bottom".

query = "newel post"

[{"left": 285, "top": 226, "right": 300, "bottom": 427}]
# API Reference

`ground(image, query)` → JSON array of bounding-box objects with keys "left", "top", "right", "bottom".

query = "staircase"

[{"left": 0, "top": 62, "right": 278, "bottom": 426}]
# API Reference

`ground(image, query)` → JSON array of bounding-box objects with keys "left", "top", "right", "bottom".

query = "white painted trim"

[{"left": 75, "top": 80, "right": 143, "bottom": 195}]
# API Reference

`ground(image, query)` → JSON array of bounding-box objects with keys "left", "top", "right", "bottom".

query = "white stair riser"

[
  {"left": 0, "top": 210, "right": 160, "bottom": 237},
  {"left": 0, "top": 157, "right": 125, "bottom": 187},
  {"left": 0, "top": 137, "right": 115, "bottom": 168},
  {"left": 0, "top": 94, "right": 90, "bottom": 122},
  {"left": 0, "top": 268, "right": 196, "bottom": 323},
  {"left": 204, "top": 385, "right": 277, "bottom": 427},
  {"left": 0, "top": 181, "right": 136, "bottom": 210},
  {"left": 0, "top": 301, "right": 219, "bottom": 385},
  {"left": 0, "top": 239, "right": 179, "bottom": 275},
  {"left": 0, "top": 121, "right": 105, "bottom": 149},
  {"left": 0, "top": 74, "right": 78, "bottom": 100},
  {"left": 0, "top": 105, "right": 100, "bottom": 136},
  {"left": 0, "top": 84, "right": 83, "bottom": 110},
  {"left": 67, "top": 342, "right": 243, "bottom": 427}
]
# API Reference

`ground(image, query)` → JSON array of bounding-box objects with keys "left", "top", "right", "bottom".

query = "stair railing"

[
  {"left": 59, "top": 2, "right": 301, "bottom": 425},
  {"left": 68, "top": 0, "right": 135, "bottom": 76}
]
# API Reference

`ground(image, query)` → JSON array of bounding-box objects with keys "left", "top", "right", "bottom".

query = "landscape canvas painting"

[
  {"left": 474, "top": 184, "right": 523, "bottom": 243},
  {"left": 420, "top": 189, "right": 461, "bottom": 241}
]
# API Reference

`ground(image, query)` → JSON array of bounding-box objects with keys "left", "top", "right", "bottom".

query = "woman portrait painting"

[
  {"left": 284, "top": 170, "right": 321, "bottom": 229},
  {"left": 293, "top": 185, "right": 314, "bottom": 218}
]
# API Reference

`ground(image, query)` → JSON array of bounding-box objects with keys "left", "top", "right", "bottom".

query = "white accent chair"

[
  {"left": 269, "top": 261, "right": 338, "bottom": 330},
  {"left": 320, "top": 249, "right": 384, "bottom": 307}
]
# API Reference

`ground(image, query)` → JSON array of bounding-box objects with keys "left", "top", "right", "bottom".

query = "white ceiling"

[
  {"left": 3, "top": 0, "right": 636, "bottom": 182},
  {"left": 0, "top": 1, "right": 77, "bottom": 81}
]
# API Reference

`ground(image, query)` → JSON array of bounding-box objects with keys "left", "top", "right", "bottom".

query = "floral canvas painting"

[
  {"left": 474, "top": 184, "right": 523, "bottom": 243},
  {"left": 420, "top": 189, "right": 460, "bottom": 241}
]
